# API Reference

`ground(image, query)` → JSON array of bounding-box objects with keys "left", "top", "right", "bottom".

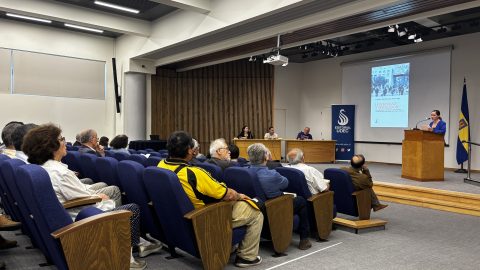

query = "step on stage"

[{"left": 313, "top": 163, "right": 480, "bottom": 217}]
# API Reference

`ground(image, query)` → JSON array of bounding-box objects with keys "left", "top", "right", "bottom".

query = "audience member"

[
  {"left": 207, "top": 138, "right": 235, "bottom": 171},
  {"left": 1, "top": 121, "right": 24, "bottom": 158},
  {"left": 296, "top": 127, "right": 312, "bottom": 140},
  {"left": 264, "top": 126, "right": 279, "bottom": 139},
  {"left": 78, "top": 129, "right": 105, "bottom": 157},
  {"left": 237, "top": 126, "right": 254, "bottom": 139},
  {"left": 247, "top": 143, "right": 312, "bottom": 250},
  {"left": 228, "top": 144, "right": 240, "bottom": 161},
  {"left": 109, "top": 134, "right": 130, "bottom": 155},
  {"left": 99, "top": 136, "right": 109, "bottom": 148},
  {"left": 72, "top": 133, "right": 82, "bottom": 146},
  {"left": 11, "top": 123, "right": 38, "bottom": 163},
  {"left": 341, "top": 154, "right": 388, "bottom": 211},
  {"left": 22, "top": 124, "right": 160, "bottom": 268},
  {"left": 285, "top": 148, "right": 329, "bottom": 194},
  {"left": 189, "top": 138, "right": 205, "bottom": 165},
  {"left": 158, "top": 131, "right": 263, "bottom": 267},
  {"left": 265, "top": 149, "right": 282, "bottom": 169}
]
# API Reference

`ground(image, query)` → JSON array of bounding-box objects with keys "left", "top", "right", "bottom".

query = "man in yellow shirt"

[{"left": 158, "top": 131, "right": 263, "bottom": 267}]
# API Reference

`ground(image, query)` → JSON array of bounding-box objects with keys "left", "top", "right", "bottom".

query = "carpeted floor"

[
  {"left": 310, "top": 162, "right": 480, "bottom": 194},
  {"left": 2, "top": 201, "right": 480, "bottom": 270}
]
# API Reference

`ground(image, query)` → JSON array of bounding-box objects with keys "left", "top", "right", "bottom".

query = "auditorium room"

[{"left": 1, "top": 1, "right": 480, "bottom": 269}]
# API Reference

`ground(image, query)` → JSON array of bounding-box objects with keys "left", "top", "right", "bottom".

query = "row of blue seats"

[
  {"left": 65, "top": 145, "right": 168, "bottom": 156},
  {"left": 0, "top": 154, "right": 131, "bottom": 269}
]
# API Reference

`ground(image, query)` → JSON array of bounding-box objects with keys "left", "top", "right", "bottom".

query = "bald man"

[
  {"left": 285, "top": 148, "right": 329, "bottom": 194},
  {"left": 341, "top": 155, "right": 387, "bottom": 212}
]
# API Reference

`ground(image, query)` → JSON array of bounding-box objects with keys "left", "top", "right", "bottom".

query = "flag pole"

[{"left": 454, "top": 163, "right": 467, "bottom": 173}]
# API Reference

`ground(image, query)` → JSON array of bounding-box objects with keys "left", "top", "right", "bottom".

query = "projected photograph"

[{"left": 371, "top": 63, "right": 410, "bottom": 127}]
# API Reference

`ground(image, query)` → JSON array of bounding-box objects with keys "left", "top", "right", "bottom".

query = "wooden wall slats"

[{"left": 151, "top": 60, "right": 274, "bottom": 153}]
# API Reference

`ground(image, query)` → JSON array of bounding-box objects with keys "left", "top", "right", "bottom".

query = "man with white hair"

[
  {"left": 247, "top": 143, "right": 312, "bottom": 250},
  {"left": 207, "top": 138, "right": 235, "bottom": 171},
  {"left": 285, "top": 148, "right": 329, "bottom": 194},
  {"left": 190, "top": 138, "right": 206, "bottom": 165}
]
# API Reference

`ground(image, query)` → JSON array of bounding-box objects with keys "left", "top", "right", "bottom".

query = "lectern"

[{"left": 402, "top": 130, "right": 444, "bottom": 181}]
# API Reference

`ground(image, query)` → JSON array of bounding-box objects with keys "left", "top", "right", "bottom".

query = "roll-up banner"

[{"left": 332, "top": 105, "right": 355, "bottom": 160}]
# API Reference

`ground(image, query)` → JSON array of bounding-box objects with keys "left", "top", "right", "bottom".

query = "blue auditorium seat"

[
  {"left": 143, "top": 167, "right": 245, "bottom": 269},
  {"left": 0, "top": 159, "right": 25, "bottom": 223},
  {"left": 79, "top": 153, "right": 100, "bottom": 182},
  {"left": 95, "top": 157, "right": 121, "bottom": 187},
  {"left": 61, "top": 151, "right": 83, "bottom": 177},
  {"left": 128, "top": 149, "right": 137, "bottom": 154},
  {"left": 195, "top": 162, "right": 224, "bottom": 181},
  {"left": 224, "top": 167, "right": 294, "bottom": 254},
  {"left": 324, "top": 168, "right": 371, "bottom": 220},
  {"left": 276, "top": 167, "right": 335, "bottom": 240},
  {"left": 0, "top": 159, "right": 49, "bottom": 259},
  {"left": 145, "top": 156, "right": 162, "bottom": 167},
  {"left": 16, "top": 164, "right": 132, "bottom": 270},
  {"left": 113, "top": 151, "right": 130, "bottom": 161},
  {"left": 117, "top": 161, "right": 170, "bottom": 248},
  {"left": 128, "top": 154, "right": 148, "bottom": 167}
]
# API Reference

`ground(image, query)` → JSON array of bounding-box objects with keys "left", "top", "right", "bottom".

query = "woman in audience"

[
  {"left": 110, "top": 134, "right": 130, "bottom": 154},
  {"left": 237, "top": 126, "right": 254, "bottom": 139},
  {"left": 99, "top": 136, "right": 109, "bottom": 149},
  {"left": 22, "top": 124, "right": 160, "bottom": 269}
]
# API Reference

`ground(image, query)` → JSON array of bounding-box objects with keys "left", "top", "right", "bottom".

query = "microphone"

[{"left": 414, "top": 117, "right": 431, "bottom": 130}]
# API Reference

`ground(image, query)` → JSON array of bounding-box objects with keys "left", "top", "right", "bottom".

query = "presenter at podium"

[{"left": 422, "top": 110, "right": 446, "bottom": 135}]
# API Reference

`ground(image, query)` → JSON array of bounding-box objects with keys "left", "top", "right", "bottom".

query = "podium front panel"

[
  {"left": 234, "top": 139, "right": 281, "bottom": 160},
  {"left": 284, "top": 140, "right": 335, "bottom": 163}
]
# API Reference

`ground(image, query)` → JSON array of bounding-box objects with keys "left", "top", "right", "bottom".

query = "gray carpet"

[
  {"left": 309, "top": 162, "right": 480, "bottom": 194},
  {"left": 2, "top": 202, "right": 480, "bottom": 269}
]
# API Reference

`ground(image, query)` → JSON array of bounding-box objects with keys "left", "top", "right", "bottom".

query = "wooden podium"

[
  {"left": 284, "top": 140, "right": 336, "bottom": 163},
  {"left": 233, "top": 139, "right": 282, "bottom": 160},
  {"left": 401, "top": 130, "right": 444, "bottom": 181}
]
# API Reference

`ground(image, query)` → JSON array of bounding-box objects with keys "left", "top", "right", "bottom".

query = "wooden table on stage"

[
  {"left": 402, "top": 130, "right": 444, "bottom": 181},
  {"left": 233, "top": 139, "right": 282, "bottom": 160},
  {"left": 284, "top": 140, "right": 336, "bottom": 163}
]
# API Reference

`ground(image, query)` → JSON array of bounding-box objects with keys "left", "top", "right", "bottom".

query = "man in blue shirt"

[
  {"left": 296, "top": 127, "right": 313, "bottom": 140},
  {"left": 247, "top": 143, "right": 312, "bottom": 250}
]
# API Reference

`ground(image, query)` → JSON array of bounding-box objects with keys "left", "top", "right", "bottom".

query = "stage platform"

[{"left": 310, "top": 162, "right": 480, "bottom": 217}]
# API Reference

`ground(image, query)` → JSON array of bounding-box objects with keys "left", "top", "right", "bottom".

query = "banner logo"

[{"left": 338, "top": 109, "right": 349, "bottom": 126}]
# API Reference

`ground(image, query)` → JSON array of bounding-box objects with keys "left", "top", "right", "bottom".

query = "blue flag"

[{"left": 456, "top": 79, "right": 470, "bottom": 164}]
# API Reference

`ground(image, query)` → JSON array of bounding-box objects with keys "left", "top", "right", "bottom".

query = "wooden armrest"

[
  {"left": 51, "top": 210, "right": 132, "bottom": 270},
  {"left": 184, "top": 202, "right": 232, "bottom": 270},
  {"left": 265, "top": 195, "right": 294, "bottom": 254},
  {"left": 62, "top": 196, "right": 102, "bottom": 209},
  {"left": 308, "top": 191, "right": 334, "bottom": 240},
  {"left": 352, "top": 189, "right": 371, "bottom": 220}
]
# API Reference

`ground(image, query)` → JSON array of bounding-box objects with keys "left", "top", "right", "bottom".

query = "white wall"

[
  {"left": 274, "top": 63, "right": 303, "bottom": 138},
  {"left": 124, "top": 73, "right": 146, "bottom": 141},
  {"left": 275, "top": 32, "right": 480, "bottom": 170},
  {"left": 0, "top": 19, "right": 116, "bottom": 142}
]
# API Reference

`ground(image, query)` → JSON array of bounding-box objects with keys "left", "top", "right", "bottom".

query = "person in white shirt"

[
  {"left": 22, "top": 124, "right": 161, "bottom": 269},
  {"left": 264, "top": 126, "right": 279, "bottom": 140},
  {"left": 285, "top": 148, "right": 329, "bottom": 194}
]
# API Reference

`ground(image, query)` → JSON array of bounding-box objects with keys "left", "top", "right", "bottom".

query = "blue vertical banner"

[{"left": 332, "top": 105, "right": 355, "bottom": 160}]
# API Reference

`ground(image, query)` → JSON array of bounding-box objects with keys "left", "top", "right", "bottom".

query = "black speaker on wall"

[{"left": 112, "top": 58, "right": 121, "bottom": 113}]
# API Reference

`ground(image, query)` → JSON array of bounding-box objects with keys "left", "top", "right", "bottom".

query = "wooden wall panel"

[{"left": 151, "top": 60, "right": 274, "bottom": 153}]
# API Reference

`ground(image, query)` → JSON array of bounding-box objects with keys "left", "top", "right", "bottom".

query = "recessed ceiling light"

[
  {"left": 6, "top": 13, "right": 52, "bottom": 23},
  {"left": 94, "top": 1, "right": 140, "bottom": 14},
  {"left": 64, "top": 23, "right": 104, "bottom": 33}
]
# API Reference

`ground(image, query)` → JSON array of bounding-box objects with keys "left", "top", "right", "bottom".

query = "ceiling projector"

[{"left": 263, "top": 54, "right": 288, "bottom": 66}]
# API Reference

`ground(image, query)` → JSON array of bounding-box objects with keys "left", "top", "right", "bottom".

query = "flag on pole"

[{"left": 456, "top": 78, "right": 470, "bottom": 164}]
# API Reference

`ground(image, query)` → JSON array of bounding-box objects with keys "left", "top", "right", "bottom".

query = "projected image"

[{"left": 371, "top": 63, "right": 410, "bottom": 127}]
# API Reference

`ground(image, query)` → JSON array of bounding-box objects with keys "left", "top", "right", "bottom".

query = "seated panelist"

[
  {"left": 236, "top": 126, "right": 254, "bottom": 139},
  {"left": 264, "top": 126, "right": 279, "bottom": 140},
  {"left": 296, "top": 127, "right": 312, "bottom": 140}
]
